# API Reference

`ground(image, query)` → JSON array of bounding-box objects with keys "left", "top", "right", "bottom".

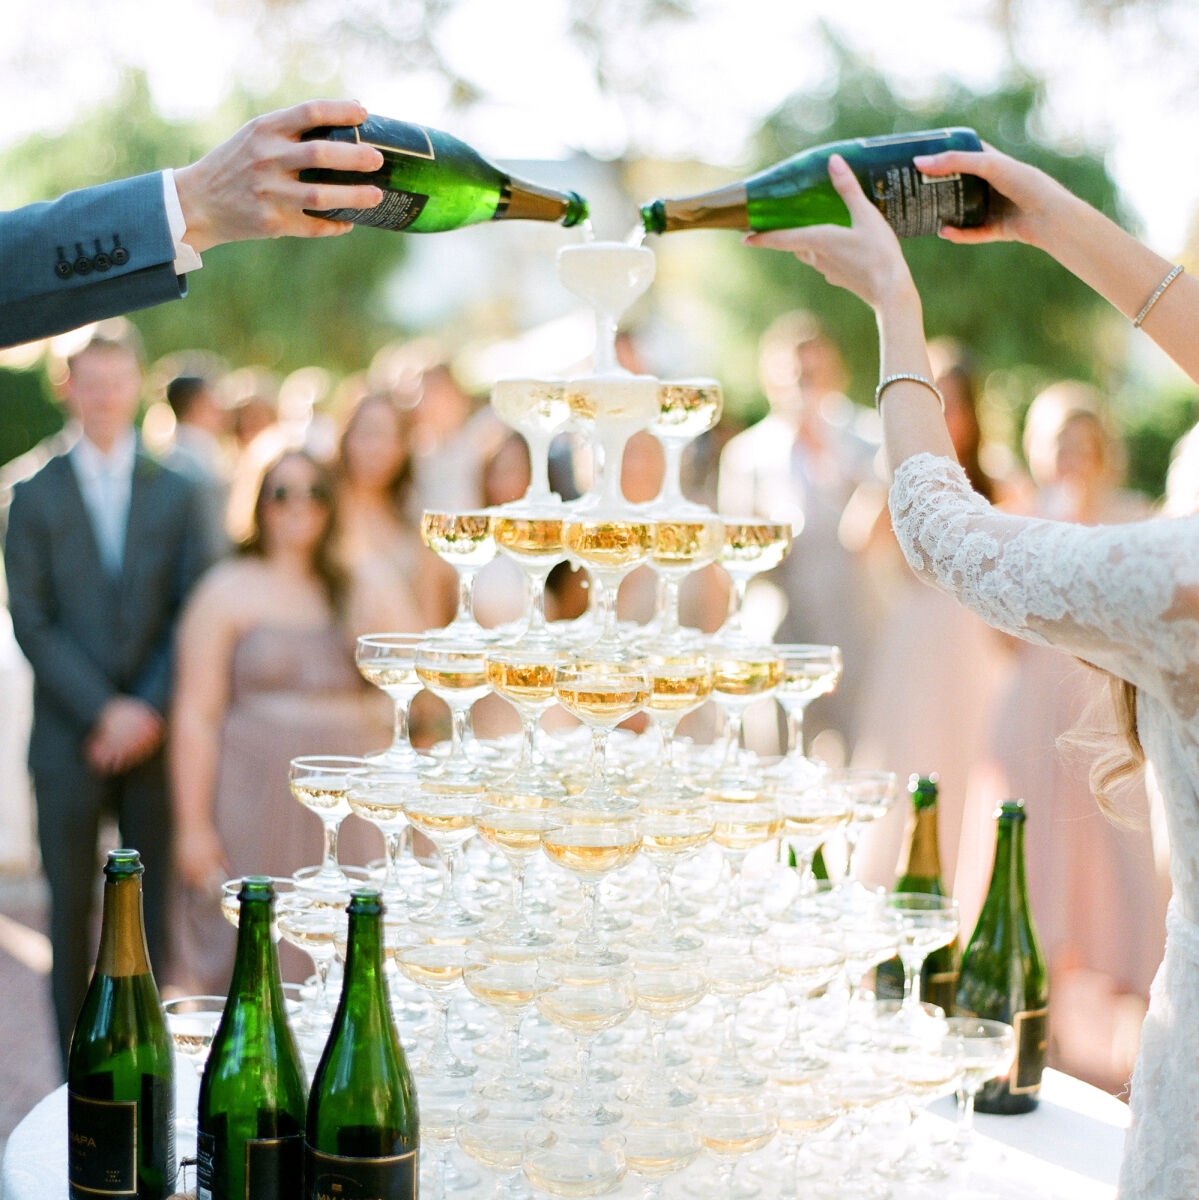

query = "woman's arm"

[{"left": 169, "top": 570, "right": 240, "bottom": 890}]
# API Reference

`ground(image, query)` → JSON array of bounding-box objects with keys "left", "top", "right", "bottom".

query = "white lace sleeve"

[{"left": 889, "top": 453, "right": 1199, "bottom": 712}]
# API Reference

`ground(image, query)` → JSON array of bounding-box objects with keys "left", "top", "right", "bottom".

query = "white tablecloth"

[{"left": 0, "top": 1068, "right": 1126, "bottom": 1198}]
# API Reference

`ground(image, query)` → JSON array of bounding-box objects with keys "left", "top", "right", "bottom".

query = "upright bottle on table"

[
  {"left": 641, "top": 127, "right": 988, "bottom": 238},
  {"left": 68, "top": 849, "right": 175, "bottom": 1200},
  {"left": 955, "top": 798, "right": 1049, "bottom": 1113},
  {"left": 197, "top": 877, "right": 307, "bottom": 1200},
  {"left": 876, "top": 774, "right": 959, "bottom": 1013},
  {"left": 305, "top": 888, "right": 418, "bottom": 1199},
  {"left": 302, "top": 113, "right": 589, "bottom": 232}
]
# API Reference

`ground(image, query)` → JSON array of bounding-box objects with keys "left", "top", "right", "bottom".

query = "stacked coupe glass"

[{"left": 187, "top": 240, "right": 1011, "bottom": 1200}]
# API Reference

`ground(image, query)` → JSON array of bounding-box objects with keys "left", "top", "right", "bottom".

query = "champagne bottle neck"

[
  {"left": 96, "top": 873, "right": 152, "bottom": 978},
  {"left": 340, "top": 910, "right": 389, "bottom": 1018},
  {"left": 980, "top": 814, "right": 1030, "bottom": 929},
  {"left": 903, "top": 804, "right": 944, "bottom": 887},
  {"left": 500, "top": 178, "right": 588, "bottom": 226},
  {"left": 643, "top": 182, "right": 750, "bottom": 234},
  {"left": 227, "top": 894, "right": 280, "bottom": 1002}
]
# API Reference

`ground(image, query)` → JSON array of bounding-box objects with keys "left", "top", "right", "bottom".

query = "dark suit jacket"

[
  {"left": 3, "top": 447, "right": 209, "bottom": 772},
  {"left": 0, "top": 173, "right": 187, "bottom": 350}
]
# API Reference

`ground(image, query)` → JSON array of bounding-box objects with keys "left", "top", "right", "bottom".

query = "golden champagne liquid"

[
  {"left": 782, "top": 809, "right": 850, "bottom": 837},
  {"left": 348, "top": 796, "right": 410, "bottom": 831},
  {"left": 394, "top": 951, "right": 465, "bottom": 989},
  {"left": 700, "top": 1129, "right": 775, "bottom": 1159},
  {"left": 720, "top": 522, "right": 792, "bottom": 573},
  {"left": 646, "top": 666, "right": 713, "bottom": 714},
  {"left": 776, "top": 1111, "right": 837, "bottom": 1136},
  {"left": 463, "top": 965, "right": 539, "bottom": 1011},
  {"left": 650, "top": 519, "right": 724, "bottom": 570},
  {"left": 633, "top": 975, "right": 706, "bottom": 1018},
  {"left": 651, "top": 380, "right": 722, "bottom": 440},
  {"left": 416, "top": 665, "right": 489, "bottom": 693},
  {"left": 563, "top": 519, "right": 653, "bottom": 570},
  {"left": 486, "top": 657, "right": 556, "bottom": 706},
  {"left": 457, "top": 1128, "right": 525, "bottom": 1172},
  {"left": 492, "top": 516, "right": 565, "bottom": 563},
  {"left": 536, "top": 992, "right": 632, "bottom": 1034},
  {"left": 357, "top": 660, "right": 420, "bottom": 692},
  {"left": 403, "top": 808, "right": 475, "bottom": 837},
  {"left": 277, "top": 922, "right": 336, "bottom": 952},
  {"left": 711, "top": 813, "right": 782, "bottom": 851},
  {"left": 290, "top": 783, "right": 353, "bottom": 819},
  {"left": 776, "top": 664, "right": 840, "bottom": 703},
  {"left": 710, "top": 654, "right": 783, "bottom": 698},
  {"left": 563, "top": 375, "right": 660, "bottom": 424},
  {"left": 219, "top": 893, "right": 240, "bottom": 928},
  {"left": 474, "top": 815, "right": 544, "bottom": 858},
  {"left": 776, "top": 959, "right": 842, "bottom": 989},
  {"left": 420, "top": 511, "right": 495, "bottom": 566},
  {"left": 541, "top": 828, "right": 642, "bottom": 877},
  {"left": 491, "top": 379, "right": 571, "bottom": 435},
  {"left": 705, "top": 963, "right": 774, "bottom": 999},
  {"left": 640, "top": 827, "right": 712, "bottom": 861},
  {"left": 555, "top": 680, "right": 649, "bottom": 725}
]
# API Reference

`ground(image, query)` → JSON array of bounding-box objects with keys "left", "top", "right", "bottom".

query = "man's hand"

[
  {"left": 85, "top": 697, "right": 165, "bottom": 776},
  {"left": 173, "top": 99, "right": 386, "bottom": 253}
]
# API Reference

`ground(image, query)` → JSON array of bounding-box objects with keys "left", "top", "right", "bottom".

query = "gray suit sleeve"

[{"left": 0, "top": 172, "right": 188, "bottom": 349}]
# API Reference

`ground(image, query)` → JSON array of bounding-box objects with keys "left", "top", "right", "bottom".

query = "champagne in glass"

[
  {"left": 402, "top": 780, "right": 482, "bottom": 934},
  {"left": 643, "top": 516, "right": 724, "bottom": 650},
  {"left": 415, "top": 639, "right": 492, "bottom": 785},
  {"left": 766, "top": 643, "right": 843, "bottom": 785},
  {"left": 288, "top": 755, "right": 368, "bottom": 894},
  {"left": 355, "top": 632, "right": 430, "bottom": 771},
  {"left": 648, "top": 379, "right": 723, "bottom": 515},
  {"left": 420, "top": 509, "right": 497, "bottom": 643},
  {"left": 393, "top": 939, "right": 477, "bottom": 1080},
  {"left": 485, "top": 645, "right": 566, "bottom": 804},
  {"left": 491, "top": 378, "right": 571, "bottom": 510},
  {"left": 491, "top": 514, "right": 566, "bottom": 646},
  {"left": 717, "top": 519, "right": 793, "bottom": 643}
]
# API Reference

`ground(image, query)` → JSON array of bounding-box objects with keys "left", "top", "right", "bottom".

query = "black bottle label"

[
  {"left": 319, "top": 191, "right": 430, "bottom": 231},
  {"left": 198, "top": 1132, "right": 302, "bottom": 1200},
  {"left": 306, "top": 1147, "right": 418, "bottom": 1200},
  {"left": 1011, "top": 1006, "right": 1049, "bottom": 1093},
  {"left": 68, "top": 1092, "right": 137, "bottom": 1196},
  {"left": 362, "top": 120, "right": 435, "bottom": 161}
]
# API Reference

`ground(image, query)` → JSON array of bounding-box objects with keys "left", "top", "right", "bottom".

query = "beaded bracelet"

[
  {"left": 1132, "top": 264, "right": 1184, "bottom": 329},
  {"left": 874, "top": 373, "right": 945, "bottom": 414}
]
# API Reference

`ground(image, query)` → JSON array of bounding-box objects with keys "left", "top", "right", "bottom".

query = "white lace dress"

[{"left": 890, "top": 453, "right": 1199, "bottom": 1200}]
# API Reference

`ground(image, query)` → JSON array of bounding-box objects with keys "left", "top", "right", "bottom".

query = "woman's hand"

[
  {"left": 174, "top": 819, "right": 230, "bottom": 893},
  {"left": 744, "top": 154, "right": 917, "bottom": 312},
  {"left": 912, "top": 142, "right": 1075, "bottom": 250}
]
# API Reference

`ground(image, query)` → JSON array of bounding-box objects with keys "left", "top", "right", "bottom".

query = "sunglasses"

[{"left": 266, "top": 482, "right": 332, "bottom": 505}]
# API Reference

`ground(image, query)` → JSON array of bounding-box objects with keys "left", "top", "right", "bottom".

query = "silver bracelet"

[
  {"left": 874, "top": 373, "right": 945, "bottom": 413},
  {"left": 1132, "top": 264, "right": 1184, "bottom": 328}
]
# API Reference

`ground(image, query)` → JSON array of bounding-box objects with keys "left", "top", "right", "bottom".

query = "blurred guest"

[
  {"left": 168, "top": 450, "right": 403, "bottom": 993},
  {"left": 717, "top": 311, "right": 880, "bottom": 757},
  {"left": 0, "top": 567, "right": 36, "bottom": 872},
  {"left": 849, "top": 344, "right": 1009, "bottom": 895},
  {"left": 3, "top": 320, "right": 210, "bottom": 1070},
  {"left": 970, "top": 382, "right": 1169, "bottom": 1090},
  {"left": 163, "top": 372, "right": 232, "bottom": 561},
  {"left": 333, "top": 389, "right": 453, "bottom": 632}
]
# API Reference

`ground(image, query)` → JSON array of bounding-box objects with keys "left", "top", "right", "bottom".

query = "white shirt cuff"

[{"left": 162, "top": 169, "right": 204, "bottom": 275}]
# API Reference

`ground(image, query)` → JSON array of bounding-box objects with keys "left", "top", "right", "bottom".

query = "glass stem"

[
  {"left": 902, "top": 955, "right": 920, "bottom": 1006},
  {"left": 392, "top": 696, "right": 413, "bottom": 753},
  {"left": 659, "top": 576, "right": 682, "bottom": 637},
  {"left": 383, "top": 831, "right": 404, "bottom": 893},
  {"left": 526, "top": 567, "right": 551, "bottom": 636},
  {"left": 787, "top": 706, "right": 805, "bottom": 759},
  {"left": 657, "top": 440, "right": 686, "bottom": 507},
  {"left": 526, "top": 432, "right": 552, "bottom": 501},
  {"left": 321, "top": 818, "right": 340, "bottom": 873},
  {"left": 456, "top": 568, "right": 477, "bottom": 625}
]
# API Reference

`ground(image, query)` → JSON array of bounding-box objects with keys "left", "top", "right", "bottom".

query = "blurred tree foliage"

[{"left": 696, "top": 37, "right": 1196, "bottom": 495}]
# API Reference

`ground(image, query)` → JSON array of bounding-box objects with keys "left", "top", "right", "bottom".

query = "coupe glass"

[
  {"left": 552, "top": 657, "right": 649, "bottom": 812},
  {"left": 765, "top": 644, "right": 843, "bottom": 785},
  {"left": 707, "top": 795, "right": 783, "bottom": 938},
  {"left": 220, "top": 875, "right": 295, "bottom": 941},
  {"left": 642, "top": 515, "right": 724, "bottom": 650},
  {"left": 637, "top": 655, "right": 713, "bottom": 809},
  {"left": 491, "top": 377, "right": 572, "bottom": 510},
  {"left": 474, "top": 800, "right": 554, "bottom": 949},
  {"left": 716, "top": 519, "right": 793, "bottom": 644},
  {"left": 707, "top": 644, "right": 784, "bottom": 775},
  {"left": 696, "top": 936, "right": 777, "bottom": 1097},
  {"left": 354, "top": 632, "right": 430, "bottom": 771},
  {"left": 462, "top": 944, "right": 552, "bottom": 1104},
  {"left": 276, "top": 887, "right": 349, "bottom": 1027},
  {"left": 485, "top": 646, "right": 567, "bottom": 804},
  {"left": 491, "top": 512, "right": 567, "bottom": 647},
  {"left": 540, "top": 806, "right": 641, "bottom": 965},
  {"left": 456, "top": 1100, "right": 539, "bottom": 1200},
  {"left": 536, "top": 955, "right": 635, "bottom": 1129},
  {"left": 695, "top": 1095, "right": 777, "bottom": 1198},
  {"left": 288, "top": 755, "right": 368, "bottom": 894},
  {"left": 393, "top": 939, "right": 477, "bottom": 1080},
  {"left": 624, "top": 1120, "right": 702, "bottom": 1198},
  {"left": 774, "top": 1085, "right": 840, "bottom": 1199},
  {"left": 415, "top": 639, "right": 492, "bottom": 786},
  {"left": 420, "top": 509, "right": 497, "bottom": 644},
  {"left": 647, "top": 378, "right": 723, "bottom": 515},
  {"left": 347, "top": 767, "right": 423, "bottom": 912},
  {"left": 402, "top": 781, "right": 482, "bottom": 934},
  {"left": 825, "top": 768, "right": 900, "bottom": 900},
  {"left": 817, "top": 1070, "right": 905, "bottom": 1200},
  {"left": 763, "top": 925, "right": 846, "bottom": 1084},
  {"left": 162, "top": 995, "right": 225, "bottom": 1077},
  {"left": 942, "top": 1016, "right": 1016, "bottom": 1157},
  {"left": 633, "top": 803, "right": 714, "bottom": 953},
  {"left": 562, "top": 514, "right": 653, "bottom": 655},
  {"left": 524, "top": 1127, "right": 627, "bottom": 1199},
  {"left": 775, "top": 777, "right": 854, "bottom": 900},
  {"left": 887, "top": 892, "right": 960, "bottom": 1026}
]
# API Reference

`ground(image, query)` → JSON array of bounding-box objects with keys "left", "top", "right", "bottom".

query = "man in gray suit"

[
  {"left": 3, "top": 321, "right": 210, "bottom": 1070},
  {"left": 0, "top": 98, "right": 387, "bottom": 349}
]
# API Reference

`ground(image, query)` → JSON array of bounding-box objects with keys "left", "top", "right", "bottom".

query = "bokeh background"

[{"left": 2, "top": 0, "right": 1198, "bottom": 492}]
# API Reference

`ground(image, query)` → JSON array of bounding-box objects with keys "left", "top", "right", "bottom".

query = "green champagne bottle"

[
  {"left": 305, "top": 888, "right": 418, "bottom": 1199},
  {"left": 955, "top": 798, "right": 1049, "bottom": 1114},
  {"left": 302, "top": 113, "right": 588, "bottom": 232},
  {"left": 197, "top": 877, "right": 307, "bottom": 1200},
  {"left": 67, "top": 849, "right": 175, "bottom": 1200},
  {"left": 641, "top": 127, "right": 988, "bottom": 238},
  {"left": 875, "top": 775, "right": 958, "bottom": 1013}
]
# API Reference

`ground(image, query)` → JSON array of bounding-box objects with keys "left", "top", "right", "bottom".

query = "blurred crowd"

[{"left": 1, "top": 310, "right": 1197, "bottom": 1097}]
